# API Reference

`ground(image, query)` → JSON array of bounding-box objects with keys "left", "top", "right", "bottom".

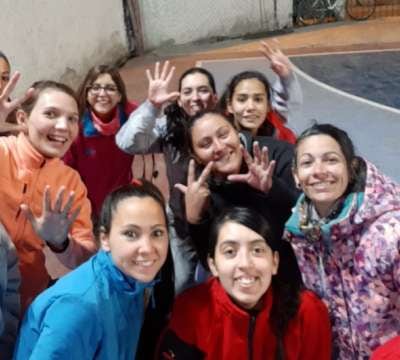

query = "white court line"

[{"left": 197, "top": 52, "right": 400, "bottom": 115}]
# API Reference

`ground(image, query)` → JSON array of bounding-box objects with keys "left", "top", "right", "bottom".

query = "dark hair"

[
  {"left": 209, "top": 207, "right": 302, "bottom": 360},
  {"left": 218, "top": 71, "right": 274, "bottom": 136},
  {"left": 0, "top": 51, "right": 10, "bottom": 67},
  {"left": 20, "top": 80, "right": 79, "bottom": 116},
  {"left": 164, "top": 67, "right": 216, "bottom": 152},
  {"left": 77, "top": 64, "right": 127, "bottom": 115},
  {"left": 98, "top": 179, "right": 167, "bottom": 236},
  {"left": 294, "top": 123, "right": 366, "bottom": 193},
  {"left": 186, "top": 109, "right": 236, "bottom": 155}
]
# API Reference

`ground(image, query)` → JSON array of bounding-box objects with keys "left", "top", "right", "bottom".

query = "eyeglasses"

[{"left": 88, "top": 84, "right": 119, "bottom": 95}]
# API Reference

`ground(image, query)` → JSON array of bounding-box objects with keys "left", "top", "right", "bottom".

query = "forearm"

[{"left": 116, "top": 100, "right": 165, "bottom": 154}]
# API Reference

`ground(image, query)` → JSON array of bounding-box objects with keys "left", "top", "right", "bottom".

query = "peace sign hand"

[
  {"left": 260, "top": 40, "right": 293, "bottom": 79},
  {"left": 146, "top": 61, "right": 180, "bottom": 108},
  {"left": 227, "top": 142, "right": 276, "bottom": 193},
  {"left": 175, "top": 160, "right": 214, "bottom": 224},
  {"left": 0, "top": 72, "right": 33, "bottom": 133},
  {"left": 20, "top": 186, "right": 81, "bottom": 251}
]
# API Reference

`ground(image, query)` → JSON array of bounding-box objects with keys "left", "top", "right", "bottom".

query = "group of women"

[{"left": 0, "top": 42, "right": 399, "bottom": 359}]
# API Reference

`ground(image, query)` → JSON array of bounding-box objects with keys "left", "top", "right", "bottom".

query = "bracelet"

[{"left": 47, "top": 237, "right": 70, "bottom": 253}]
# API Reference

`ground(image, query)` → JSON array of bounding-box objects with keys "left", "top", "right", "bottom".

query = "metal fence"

[{"left": 294, "top": 0, "right": 400, "bottom": 26}]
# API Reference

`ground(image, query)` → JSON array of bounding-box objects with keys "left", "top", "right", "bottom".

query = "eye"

[
  {"left": 218, "top": 130, "right": 229, "bottom": 139},
  {"left": 152, "top": 228, "right": 165, "bottom": 238},
  {"left": 235, "top": 95, "right": 247, "bottom": 103},
  {"left": 254, "top": 95, "right": 265, "bottom": 103},
  {"left": 182, "top": 89, "right": 192, "bottom": 96},
  {"left": 198, "top": 140, "right": 211, "bottom": 149},
  {"left": 1, "top": 75, "right": 10, "bottom": 82},
  {"left": 299, "top": 159, "right": 312, "bottom": 167},
  {"left": 68, "top": 115, "right": 79, "bottom": 124},
  {"left": 104, "top": 85, "right": 118, "bottom": 93},
  {"left": 327, "top": 157, "right": 339, "bottom": 164},
  {"left": 91, "top": 84, "right": 101, "bottom": 91},
  {"left": 198, "top": 87, "right": 211, "bottom": 94},
  {"left": 222, "top": 247, "right": 236, "bottom": 258},
  {"left": 44, "top": 110, "right": 56, "bottom": 118},
  {"left": 252, "top": 246, "right": 266, "bottom": 255},
  {"left": 123, "top": 230, "right": 137, "bottom": 239}
]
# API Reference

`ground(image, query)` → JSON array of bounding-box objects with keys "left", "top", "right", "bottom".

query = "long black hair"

[
  {"left": 98, "top": 179, "right": 175, "bottom": 359},
  {"left": 218, "top": 70, "right": 274, "bottom": 136},
  {"left": 164, "top": 67, "right": 216, "bottom": 152},
  {"left": 208, "top": 207, "right": 303, "bottom": 360}
]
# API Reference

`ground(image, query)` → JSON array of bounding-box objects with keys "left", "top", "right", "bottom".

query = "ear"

[
  {"left": 272, "top": 251, "right": 279, "bottom": 276},
  {"left": 177, "top": 96, "right": 182, "bottom": 108},
  {"left": 211, "top": 93, "right": 218, "bottom": 107},
  {"left": 99, "top": 227, "right": 111, "bottom": 251},
  {"left": 16, "top": 109, "right": 29, "bottom": 129},
  {"left": 207, "top": 256, "right": 219, "bottom": 277},
  {"left": 292, "top": 168, "right": 301, "bottom": 189},
  {"left": 227, "top": 101, "right": 234, "bottom": 115}
]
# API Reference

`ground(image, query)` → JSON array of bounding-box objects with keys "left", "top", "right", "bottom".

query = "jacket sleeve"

[
  {"left": 298, "top": 291, "right": 332, "bottom": 360},
  {"left": 0, "top": 224, "right": 20, "bottom": 359},
  {"left": 15, "top": 296, "right": 100, "bottom": 360},
  {"left": 270, "top": 72, "right": 302, "bottom": 129},
  {"left": 53, "top": 171, "right": 97, "bottom": 269},
  {"left": 116, "top": 100, "right": 167, "bottom": 155}
]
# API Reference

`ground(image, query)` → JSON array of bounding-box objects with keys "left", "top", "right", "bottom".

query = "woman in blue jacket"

[{"left": 14, "top": 179, "right": 172, "bottom": 359}]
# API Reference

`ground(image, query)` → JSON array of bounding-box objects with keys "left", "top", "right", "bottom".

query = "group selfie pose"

[{"left": 0, "top": 38, "right": 399, "bottom": 360}]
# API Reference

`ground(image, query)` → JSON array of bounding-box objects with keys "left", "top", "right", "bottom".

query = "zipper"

[
  {"left": 15, "top": 183, "right": 28, "bottom": 219},
  {"left": 248, "top": 314, "right": 256, "bottom": 360}
]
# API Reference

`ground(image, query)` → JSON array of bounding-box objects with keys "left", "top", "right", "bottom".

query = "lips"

[
  {"left": 235, "top": 276, "right": 258, "bottom": 288},
  {"left": 47, "top": 134, "right": 68, "bottom": 144},
  {"left": 133, "top": 259, "right": 156, "bottom": 268}
]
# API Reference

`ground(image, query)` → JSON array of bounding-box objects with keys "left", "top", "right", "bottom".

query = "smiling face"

[
  {"left": 294, "top": 134, "right": 350, "bottom": 217},
  {"left": 178, "top": 72, "right": 216, "bottom": 117},
  {"left": 208, "top": 221, "right": 279, "bottom": 310},
  {"left": 227, "top": 78, "right": 269, "bottom": 135},
  {"left": 100, "top": 196, "right": 169, "bottom": 283},
  {"left": 86, "top": 73, "right": 122, "bottom": 119},
  {"left": 0, "top": 57, "right": 10, "bottom": 94},
  {"left": 190, "top": 113, "right": 242, "bottom": 177},
  {"left": 18, "top": 89, "right": 79, "bottom": 158}
]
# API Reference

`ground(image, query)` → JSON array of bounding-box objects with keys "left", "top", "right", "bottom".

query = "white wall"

[
  {"left": 139, "top": 0, "right": 293, "bottom": 50},
  {"left": 0, "top": 0, "right": 129, "bottom": 94}
]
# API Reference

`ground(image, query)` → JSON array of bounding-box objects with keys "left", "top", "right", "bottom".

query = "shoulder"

[
  {"left": 174, "top": 280, "right": 213, "bottom": 312},
  {"left": 297, "top": 290, "right": 329, "bottom": 320}
]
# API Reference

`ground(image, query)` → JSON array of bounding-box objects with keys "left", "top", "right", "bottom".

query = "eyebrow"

[{"left": 219, "top": 238, "right": 266, "bottom": 246}]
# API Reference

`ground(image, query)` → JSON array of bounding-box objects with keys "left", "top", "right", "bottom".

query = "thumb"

[
  {"left": 174, "top": 183, "right": 187, "bottom": 194},
  {"left": 165, "top": 91, "right": 180, "bottom": 102},
  {"left": 20, "top": 204, "right": 36, "bottom": 225}
]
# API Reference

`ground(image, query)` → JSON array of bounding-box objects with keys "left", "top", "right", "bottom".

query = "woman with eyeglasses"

[{"left": 63, "top": 65, "right": 138, "bottom": 216}]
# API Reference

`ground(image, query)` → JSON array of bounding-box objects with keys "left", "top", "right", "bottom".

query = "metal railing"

[{"left": 294, "top": 0, "right": 400, "bottom": 26}]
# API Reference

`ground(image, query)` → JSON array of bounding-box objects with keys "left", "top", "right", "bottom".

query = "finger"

[
  {"left": 62, "top": 191, "right": 75, "bottom": 214},
  {"left": 0, "top": 72, "right": 20, "bottom": 101},
  {"left": 165, "top": 65, "right": 176, "bottom": 84},
  {"left": 160, "top": 60, "right": 170, "bottom": 80},
  {"left": 267, "top": 160, "right": 276, "bottom": 176},
  {"left": 54, "top": 186, "right": 66, "bottom": 212},
  {"left": 20, "top": 204, "right": 36, "bottom": 225},
  {"left": 253, "top": 142, "right": 262, "bottom": 165},
  {"left": 259, "top": 41, "right": 273, "bottom": 60},
  {"left": 165, "top": 91, "right": 180, "bottom": 103},
  {"left": 261, "top": 146, "right": 270, "bottom": 170},
  {"left": 43, "top": 185, "right": 52, "bottom": 212},
  {"left": 197, "top": 161, "right": 214, "bottom": 185},
  {"left": 68, "top": 206, "right": 81, "bottom": 225},
  {"left": 146, "top": 69, "right": 153, "bottom": 83},
  {"left": 7, "top": 87, "right": 34, "bottom": 110},
  {"left": 154, "top": 61, "right": 160, "bottom": 79},
  {"left": 187, "top": 159, "right": 196, "bottom": 185},
  {"left": 174, "top": 183, "right": 187, "bottom": 194},
  {"left": 227, "top": 173, "right": 248, "bottom": 183},
  {"left": 241, "top": 144, "right": 254, "bottom": 168}
]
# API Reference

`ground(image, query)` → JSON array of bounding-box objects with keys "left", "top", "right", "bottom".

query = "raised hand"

[
  {"left": 146, "top": 61, "right": 180, "bottom": 108},
  {"left": 227, "top": 142, "right": 276, "bottom": 193},
  {"left": 21, "top": 186, "right": 81, "bottom": 251},
  {"left": 175, "top": 159, "right": 214, "bottom": 224},
  {"left": 0, "top": 72, "right": 33, "bottom": 133},
  {"left": 260, "top": 40, "right": 293, "bottom": 79}
]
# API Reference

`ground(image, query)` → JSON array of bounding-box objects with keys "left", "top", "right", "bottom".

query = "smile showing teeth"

[
  {"left": 236, "top": 276, "right": 257, "bottom": 287},
  {"left": 48, "top": 135, "right": 67, "bottom": 144},
  {"left": 133, "top": 260, "right": 155, "bottom": 267}
]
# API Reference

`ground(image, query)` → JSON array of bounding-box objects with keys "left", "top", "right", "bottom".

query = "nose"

[
  {"left": 55, "top": 117, "right": 68, "bottom": 130},
  {"left": 237, "top": 250, "right": 252, "bottom": 269},
  {"left": 191, "top": 91, "right": 200, "bottom": 101},
  {"left": 312, "top": 160, "right": 327, "bottom": 177},
  {"left": 212, "top": 138, "right": 224, "bottom": 154},
  {"left": 138, "top": 236, "right": 154, "bottom": 255},
  {"left": 244, "top": 99, "right": 256, "bottom": 111}
]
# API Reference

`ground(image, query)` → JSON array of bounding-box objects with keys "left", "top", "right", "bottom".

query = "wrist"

[
  {"left": 148, "top": 98, "right": 163, "bottom": 109},
  {"left": 47, "top": 237, "right": 69, "bottom": 253}
]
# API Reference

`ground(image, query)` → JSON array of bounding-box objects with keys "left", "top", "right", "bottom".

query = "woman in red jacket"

[
  {"left": 64, "top": 65, "right": 138, "bottom": 216},
  {"left": 158, "top": 207, "right": 332, "bottom": 360}
]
